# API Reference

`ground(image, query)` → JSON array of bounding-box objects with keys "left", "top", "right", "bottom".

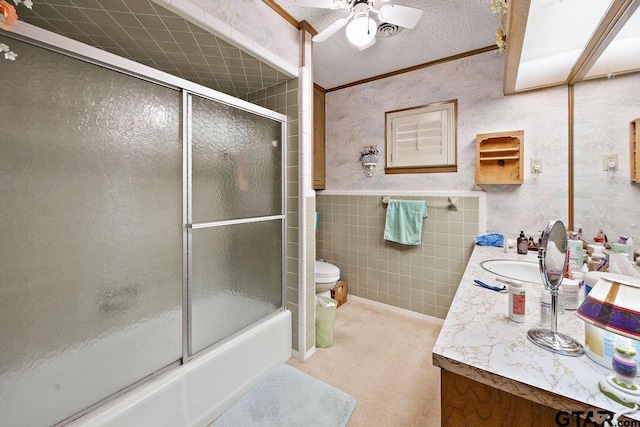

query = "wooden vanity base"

[{"left": 441, "top": 370, "right": 582, "bottom": 426}]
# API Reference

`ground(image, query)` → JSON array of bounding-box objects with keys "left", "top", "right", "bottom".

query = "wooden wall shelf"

[
  {"left": 475, "top": 130, "right": 524, "bottom": 184},
  {"left": 631, "top": 118, "right": 639, "bottom": 184}
]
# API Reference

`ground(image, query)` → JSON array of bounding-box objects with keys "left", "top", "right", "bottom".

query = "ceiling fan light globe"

[{"left": 345, "top": 16, "right": 377, "bottom": 47}]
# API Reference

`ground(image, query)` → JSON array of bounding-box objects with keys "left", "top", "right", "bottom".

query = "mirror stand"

[
  {"left": 527, "top": 290, "right": 584, "bottom": 356},
  {"left": 527, "top": 221, "right": 584, "bottom": 357}
]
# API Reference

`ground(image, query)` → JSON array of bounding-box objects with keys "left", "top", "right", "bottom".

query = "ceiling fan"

[{"left": 298, "top": 0, "right": 424, "bottom": 50}]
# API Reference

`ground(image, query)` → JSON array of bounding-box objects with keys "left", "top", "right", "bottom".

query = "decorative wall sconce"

[{"left": 361, "top": 145, "right": 379, "bottom": 177}]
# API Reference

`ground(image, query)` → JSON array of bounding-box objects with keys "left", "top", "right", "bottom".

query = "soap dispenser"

[{"left": 517, "top": 231, "right": 528, "bottom": 255}]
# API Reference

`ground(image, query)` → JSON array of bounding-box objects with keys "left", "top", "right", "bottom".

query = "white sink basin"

[{"left": 480, "top": 259, "right": 542, "bottom": 284}]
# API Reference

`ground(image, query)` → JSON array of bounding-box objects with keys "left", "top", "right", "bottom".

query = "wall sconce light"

[
  {"left": 360, "top": 145, "right": 379, "bottom": 178},
  {"left": 362, "top": 162, "right": 377, "bottom": 177}
]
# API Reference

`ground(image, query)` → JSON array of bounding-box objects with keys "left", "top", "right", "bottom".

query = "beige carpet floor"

[{"left": 287, "top": 299, "right": 443, "bottom": 427}]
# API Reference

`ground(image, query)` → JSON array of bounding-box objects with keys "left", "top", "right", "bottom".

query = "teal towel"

[{"left": 383, "top": 199, "right": 428, "bottom": 245}]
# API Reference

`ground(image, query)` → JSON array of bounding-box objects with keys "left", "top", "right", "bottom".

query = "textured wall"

[
  {"left": 574, "top": 73, "right": 640, "bottom": 243},
  {"left": 324, "top": 51, "right": 569, "bottom": 239},
  {"left": 185, "top": 0, "right": 299, "bottom": 70}
]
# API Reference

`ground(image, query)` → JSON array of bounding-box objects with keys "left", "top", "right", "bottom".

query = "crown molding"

[{"left": 327, "top": 45, "right": 498, "bottom": 92}]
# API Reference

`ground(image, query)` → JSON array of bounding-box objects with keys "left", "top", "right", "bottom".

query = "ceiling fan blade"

[
  {"left": 379, "top": 4, "right": 423, "bottom": 29},
  {"left": 296, "top": 0, "right": 343, "bottom": 9},
  {"left": 312, "top": 17, "right": 348, "bottom": 42},
  {"left": 359, "top": 37, "right": 376, "bottom": 51}
]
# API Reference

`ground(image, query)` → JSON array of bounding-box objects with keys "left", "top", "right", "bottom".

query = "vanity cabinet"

[
  {"left": 475, "top": 130, "right": 524, "bottom": 184},
  {"left": 440, "top": 370, "right": 584, "bottom": 426},
  {"left": 631, "top": 118, "right": 639, "bottom": 183},
  {"left": 434, "top": 245, "right": 638, "bottom": 427},
  {"left": 313, "top": 86, "right": 326, "bottom": 190}
]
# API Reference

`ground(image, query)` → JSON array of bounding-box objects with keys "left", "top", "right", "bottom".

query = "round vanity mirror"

[
  {"left": 527, "top": 220, "right": 584, "bottom": 356},
  {"left": 540, "top": 220, "right": 568, "bottom": 290}
]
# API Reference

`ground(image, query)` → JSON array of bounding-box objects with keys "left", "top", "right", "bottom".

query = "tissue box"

[{"left": 331, "top": 281, "right": 348, "bottom": 307}]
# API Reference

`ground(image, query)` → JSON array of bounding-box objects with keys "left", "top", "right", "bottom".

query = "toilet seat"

[
  {"left": 315, "top": 260, "right": 340, "bottom": 284},
  {"left": 315, "top": 260, "right": 340, "bottom": 295}
]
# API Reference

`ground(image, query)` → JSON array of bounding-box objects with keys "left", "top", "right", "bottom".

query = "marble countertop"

[{"left": 433, "top": 245, "right": 639, "bottom": 420}]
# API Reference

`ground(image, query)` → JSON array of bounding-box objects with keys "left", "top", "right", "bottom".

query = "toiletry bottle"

[
  {"left": 561, "top": 279, "right": 579, "bottom": 310},
  {"left": 564, "top": 248, "right": 572, "bottom": 278},
  {"left": 628, "top": 224, "right": 636, "bottom": 261},
  {"left": 567, "top": 239, "right": 584, "bottom": 270},
  {"left": 612, "top": 236, "right": 634, "bottom": 259},
  {"left": 508, "top": 282, "right": 526, "bottom": 323},
  {"left": 517, "top": 231, "right": 528, "bottom": 255},
  {"left": 594, "top": 229, "right": 605, "bottom": 245},
  {"left": 540, "top": 290, "right": 551, "bottom": 325}
]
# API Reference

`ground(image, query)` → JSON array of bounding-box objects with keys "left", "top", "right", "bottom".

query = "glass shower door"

[
  {"left": 188, "top": 94, "right": 284, "bottom": 355},
  {"left": 0, "top": 35, "right": 286, "bottom": 427},
  {"left": 0, "top": 39, "right": 183, "bottom": 427}
]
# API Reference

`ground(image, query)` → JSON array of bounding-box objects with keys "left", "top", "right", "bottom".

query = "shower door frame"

[
  {"left": 181, "top": 90, "right": 287, "bottom": 362},
  {"left": 3, "top": 21, "right": 289, "bottom": 425}
]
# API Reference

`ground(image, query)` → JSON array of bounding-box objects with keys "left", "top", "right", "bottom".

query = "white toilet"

[{"left": 315, "top": 260, "right": 340, "bottom": 298}]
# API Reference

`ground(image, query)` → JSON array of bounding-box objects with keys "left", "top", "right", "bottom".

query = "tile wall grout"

[{"left": 316, "top": 194, "right": 480, "bottom": 319}]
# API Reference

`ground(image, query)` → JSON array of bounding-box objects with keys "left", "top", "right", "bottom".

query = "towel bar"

[{"left": 381, "top": 196, "right": 458, "bottom": 211}]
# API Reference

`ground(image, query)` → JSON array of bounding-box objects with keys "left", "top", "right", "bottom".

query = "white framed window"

[{"left": 385, "top": 100, "right": 457, "bottom": 174}]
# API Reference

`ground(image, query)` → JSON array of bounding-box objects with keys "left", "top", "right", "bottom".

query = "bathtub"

[{"left": 68, "top": 309, "right": 292, "bottom": 427}]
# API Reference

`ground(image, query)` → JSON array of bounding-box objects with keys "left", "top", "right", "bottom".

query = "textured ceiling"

[
  {"left": 277, "top": 0, "right": 500, "bottom": 89},
  {"left": 12, "top": 0, "right": 291, "bottom": 99},
  {"left": 8, "top": 0, "right": 501, "bottom": 96}
]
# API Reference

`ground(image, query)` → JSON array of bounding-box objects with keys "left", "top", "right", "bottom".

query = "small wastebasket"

[{"left": 315, "top": 296, "right": 337, "bottom": 348}]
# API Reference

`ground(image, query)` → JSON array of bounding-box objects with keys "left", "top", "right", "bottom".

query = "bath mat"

[{"left": 210, "top": 364, "right": 356, "bottom": 427}]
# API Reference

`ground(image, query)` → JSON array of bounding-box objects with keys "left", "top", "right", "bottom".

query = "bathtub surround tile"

[
  {"left": 183, "top": 0, "right": 299, "bottom": 74},
  {"left": 20, "top": 0, "right": 297, "bottom": 100},
  {"left": 250, "top": 77, "right": 303, "bottom": 353},
  {"left": 316, "top": 191, "right": 485, "bottom": 319}
]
